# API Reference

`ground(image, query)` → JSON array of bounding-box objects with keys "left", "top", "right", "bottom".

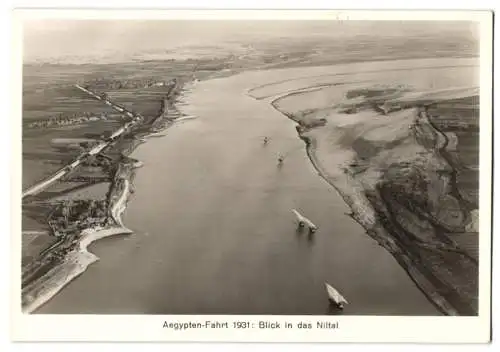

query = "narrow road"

[{"left": 111, "top": 180, "right": 130, "bottom": 227}]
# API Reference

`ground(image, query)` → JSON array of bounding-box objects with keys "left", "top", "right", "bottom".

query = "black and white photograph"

[{"left": 11, "top": 9, "right": 493, "bottom": 343}]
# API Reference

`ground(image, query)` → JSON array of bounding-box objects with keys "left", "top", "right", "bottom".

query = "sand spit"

[
  {"left": 247, "top": 58, "right": 477, "bottom": 100},
  {"left": 22, "top": 226, "right": 133, "bottom": 314}
]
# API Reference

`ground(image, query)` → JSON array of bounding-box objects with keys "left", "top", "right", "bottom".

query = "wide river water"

[{"left": 36, "top": 60, "right": 460, "bottom": 315}]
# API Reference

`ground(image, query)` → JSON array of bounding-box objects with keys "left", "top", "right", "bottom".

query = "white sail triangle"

[{"left": 325, "top": 282, "right": 348, "bottom": 307}]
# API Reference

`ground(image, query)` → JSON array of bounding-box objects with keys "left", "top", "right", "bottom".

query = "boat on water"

[
  {"left": 325, "top": 283, "right": 348, "bottom": 309},
  {"left": 292, "top": 209, "right": 317, "bottom": 233}
]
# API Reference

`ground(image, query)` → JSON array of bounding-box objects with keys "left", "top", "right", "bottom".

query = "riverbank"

[
  {"left": 22, "top": 226, "right": 133, "bottom": 314},
  {"left": 22, "top": 153, "right": 140, "bottom": 313},
  {"left": 268, "top": 80, "right": 479, "bottom": 315},
  {"left": 21, "top": 78, "right": 187, "bottom": 313}
]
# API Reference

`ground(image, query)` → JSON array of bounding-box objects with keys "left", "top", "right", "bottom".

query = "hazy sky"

[{"left": 23, "top": 20, "right": 478, "bottom": 63}]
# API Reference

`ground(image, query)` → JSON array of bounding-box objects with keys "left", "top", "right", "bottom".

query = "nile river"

[{"left": 37, "top": 60, "right": 448, "bottom": 315}]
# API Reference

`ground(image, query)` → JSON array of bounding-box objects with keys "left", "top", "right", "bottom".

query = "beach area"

[{"left": 27, "top": 57, "right": 480, "bottom": 315}]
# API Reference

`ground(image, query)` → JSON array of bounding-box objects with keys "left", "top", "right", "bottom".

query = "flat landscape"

[
  {"left": 266, "top": 58, "right": 479, "bottom": 315},
  {"left": 20, "top": 20, "right": 482, "bottom": 316}
]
